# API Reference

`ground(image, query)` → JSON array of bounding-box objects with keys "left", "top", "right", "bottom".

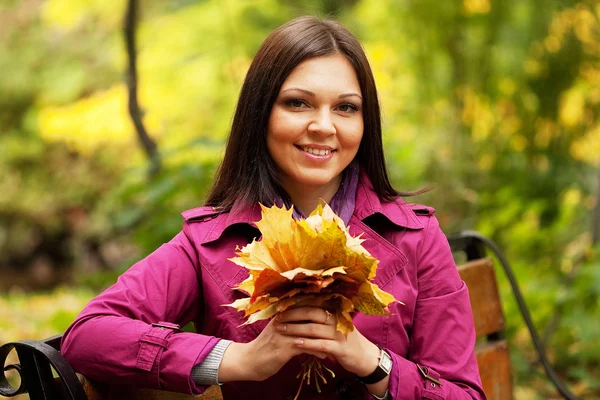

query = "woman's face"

[{"left": 267, "top": 53, "right": 364, "bottom": 195}]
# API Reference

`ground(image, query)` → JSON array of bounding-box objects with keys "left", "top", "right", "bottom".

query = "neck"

[{"left": 282, "top": 176, "right": 342, "bottom": 216}]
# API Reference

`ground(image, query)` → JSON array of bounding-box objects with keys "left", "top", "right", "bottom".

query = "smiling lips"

[{"left": 297, "top": 145, "right": 335, "bottom": 156}]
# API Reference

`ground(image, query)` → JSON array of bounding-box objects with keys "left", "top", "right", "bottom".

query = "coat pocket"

[{"left": 227, "top": 267, "right": 250, "bottom": 298}]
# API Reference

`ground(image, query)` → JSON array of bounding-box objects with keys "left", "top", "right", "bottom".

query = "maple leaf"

[
  {"left": 224, "top": 203, "right": 401, "bottom": 399},
  {"left": 226, "top": 202, "right": 400, "bottom": 326}
]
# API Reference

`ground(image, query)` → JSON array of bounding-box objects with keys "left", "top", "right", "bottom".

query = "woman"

[{"left": 62, "top": 16, "right": 486, "bottom": 400}]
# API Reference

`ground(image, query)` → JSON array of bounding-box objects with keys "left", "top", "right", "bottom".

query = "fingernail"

[{"left": 295, "top": 339, "right": 304, "bottom": 346}]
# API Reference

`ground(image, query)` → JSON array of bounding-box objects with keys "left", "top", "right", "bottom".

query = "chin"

[{"left": 295, "top": 173, "right": 338, "bottom": 188}]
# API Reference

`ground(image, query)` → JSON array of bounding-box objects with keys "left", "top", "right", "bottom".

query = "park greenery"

[{"left": 1, "top": 0, "right": 599, "bottom": 398}]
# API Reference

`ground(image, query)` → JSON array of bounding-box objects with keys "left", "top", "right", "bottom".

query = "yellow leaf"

[
  {"left": 228, "top": 241, "right": 279, "bottom": 271},
  {"left": 322, "top": 266, "right": 347, "bottom": 276},
  {"left": 353, "top": 282, "right": 399, "bottom": 316},
  {"left": 279, "top": 266, "right": 346, "bottom": 280},
  {"left": 255, "top": 204, "right": 298, "bottom": 271},
  {"left": 246, "top": 295, "right": 278, "bottom": 315},
  {"left": 343, "top": 251, "right": 378, "bottom": 282},
  {"left": 296, "top": 217, "right": 349, "bottom": 270},
  {"left": 224, "top": 203, "right": 400, "bottom": 336},
  {"left": 227, "top": 297, "right": 250, "bottom": 311},
  {"left": 246, "top": 303, "right": 279, "bottom": 325},
  {"left": 371, "top": 284, "right": 399, "bottom": 307},
  {"left": 334, "top": 295, "right": 356, "bottom": 335},
  {"left": 236, "top": 272, "right": 258, "bottom": 296}
]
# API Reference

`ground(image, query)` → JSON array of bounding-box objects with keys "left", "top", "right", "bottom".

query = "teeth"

[{"left": 301, "top": 147, "right": 331, "bottom": 156}]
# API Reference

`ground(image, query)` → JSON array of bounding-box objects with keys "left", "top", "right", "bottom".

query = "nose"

[{"left": 308, "top": 109, "right": 336, "bottom": 136}]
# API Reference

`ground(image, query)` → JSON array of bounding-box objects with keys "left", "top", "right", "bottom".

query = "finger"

[
  {"left": 276, "top": 322, "right": 337, "bottom": 339},
  {"left": 282, "top": 336, "right": 328, "bottom": 360},
  {"left": 279, "top": 307, "right": 335, "bottom": 325},
  {"left": 294, "top": 338, "right": 340, "bottom": 358}
]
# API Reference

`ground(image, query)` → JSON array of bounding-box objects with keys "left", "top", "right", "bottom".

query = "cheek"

[
  {"left": 266, "top": 113, "right": 283, "bottom": 155},
  {"left": 267, "top": 116, "right": 298, "bottom": 163},
  {"left": 268, "top": 109, "right": 305, "bottom": 142},
  {"left": 340, "top": 121, "right": 364, "bottom": 149}
]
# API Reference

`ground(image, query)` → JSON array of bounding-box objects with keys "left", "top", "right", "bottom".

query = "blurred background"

[{"left": 0, "top": 0, "right": 599, "bottom": 398}]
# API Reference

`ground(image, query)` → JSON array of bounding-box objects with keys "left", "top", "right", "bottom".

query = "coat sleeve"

[
  {"left": 61, "top": 228, "right": 219, "bottom": 395},
  {"left": 387, "top": 216, "right": 487, "bottom": 400}
]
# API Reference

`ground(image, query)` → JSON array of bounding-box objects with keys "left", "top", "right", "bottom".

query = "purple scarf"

[{"left": 283, "top": 160, "right": 360, "bottom": 225}]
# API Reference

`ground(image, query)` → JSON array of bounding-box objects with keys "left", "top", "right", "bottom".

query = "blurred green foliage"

[{"left": 1, "top": 0, "right": 599, "bottom": 398}]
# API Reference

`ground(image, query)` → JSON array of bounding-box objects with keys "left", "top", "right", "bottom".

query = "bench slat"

[
  {"left": 475, "top": 340, "right": 513, "bottom": 400},
  {"left": 457, "top": 258, "right": 505, "bottom": 338}
]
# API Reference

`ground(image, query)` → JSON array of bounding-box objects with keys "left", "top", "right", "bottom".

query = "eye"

[
  {"left": 336, "top": 103, "right": 361, "bottom": 113},
  {"left": 284, "top": 98, "right": 309, "bottom": 109}
]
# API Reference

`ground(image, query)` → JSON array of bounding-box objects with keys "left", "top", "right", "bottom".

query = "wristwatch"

[{"left": 356, "top": 348, "right": 393, "bottom": 385}]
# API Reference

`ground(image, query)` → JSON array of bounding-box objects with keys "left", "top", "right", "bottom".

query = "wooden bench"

[
  {"left": 454, "top": 260, "right": 512, "bottom": 399},
  {"left": 0, "top": 231, "right": 512, "bottom": 400},
  {"left": 450, "top": 232, "right": 514, "bottom": 400}
]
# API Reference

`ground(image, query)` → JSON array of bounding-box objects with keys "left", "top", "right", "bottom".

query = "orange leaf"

[{"left": 251, "top": 269, "right": 289, "bottom": 302}]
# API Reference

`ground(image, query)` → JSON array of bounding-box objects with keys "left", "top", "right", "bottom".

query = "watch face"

[{"left": 380, "top": 351, "right": 393, "bottom": 373}]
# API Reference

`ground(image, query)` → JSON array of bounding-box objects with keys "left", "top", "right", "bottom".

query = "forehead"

[{"left": 280, "top": 54, "right": 361, "bottom": 93}]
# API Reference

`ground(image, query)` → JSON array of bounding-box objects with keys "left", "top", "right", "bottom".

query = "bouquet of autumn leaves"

[{"left": 226, "top": 203, "right": 399, "bottom": 397}]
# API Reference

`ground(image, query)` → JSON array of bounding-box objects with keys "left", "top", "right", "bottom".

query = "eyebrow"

[{"left": 281, "top": 87, "right": 362, "bottom": 100}]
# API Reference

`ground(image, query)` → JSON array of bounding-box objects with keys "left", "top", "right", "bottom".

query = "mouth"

[{"left": 295, "top": 145, "right": 336, "bottom": 156}]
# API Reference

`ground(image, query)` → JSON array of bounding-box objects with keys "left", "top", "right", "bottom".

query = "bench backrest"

[
  {"left": 457, "top": 258, "right": 513, "bottom": 400},
  {"left": 449, "top": 233, "right": 513, "bottom": 400}
]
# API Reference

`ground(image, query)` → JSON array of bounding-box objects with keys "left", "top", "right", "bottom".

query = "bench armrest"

[{"left": 1, "top": 336, "right": 87, "bottom": 399}]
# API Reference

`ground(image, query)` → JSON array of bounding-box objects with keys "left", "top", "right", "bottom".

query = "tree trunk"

[{"left": 124, "top": 0, "right": 161, "bottom": 177}]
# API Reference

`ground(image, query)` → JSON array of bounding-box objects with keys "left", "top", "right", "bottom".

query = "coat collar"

[
  {"left": 186, "top": 169, "right": 424, "bottom": 245},
  {"left": 353, "top": 170, "right": 424, "bottom": 230}
]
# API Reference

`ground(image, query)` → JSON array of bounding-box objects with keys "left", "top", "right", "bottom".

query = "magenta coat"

[{"left": 61, "top": 171, "right": 486, "bottom": 400}]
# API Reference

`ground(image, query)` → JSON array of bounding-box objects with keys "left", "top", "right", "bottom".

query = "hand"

[
  {"left": 218, "top": 316, "right": 329, "bottom": 382},
  {"left": 275, "top": 306, "right": 381, "bottom": 377}
]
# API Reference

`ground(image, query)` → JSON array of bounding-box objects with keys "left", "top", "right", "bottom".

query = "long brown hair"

[{"left": 205, "top": 16, "right": 402, "bottom": 210}]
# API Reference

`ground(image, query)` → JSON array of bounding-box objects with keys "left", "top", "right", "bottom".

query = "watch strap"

[{"left": 355, "top": 348, "right": 392, "bottom": 385}]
